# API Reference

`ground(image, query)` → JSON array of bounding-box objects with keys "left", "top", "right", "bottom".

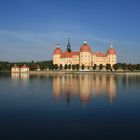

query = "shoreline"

[{"left": 1, "top": 70, "right": 140, "bottom": 75}]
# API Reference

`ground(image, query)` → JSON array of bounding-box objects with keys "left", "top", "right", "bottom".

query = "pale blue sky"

[{"left": 0, "top": 0, "right": 140, "bottom": 63}]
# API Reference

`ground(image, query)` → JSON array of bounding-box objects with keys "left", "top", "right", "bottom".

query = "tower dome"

[
  {"left": 107, "top": 44, "right": 116, "bottom": 55},
  {"left": 80, "top": 41, "right": 92, "bottom": 52},
  {"left": 53, "top": 44, "right": 62, "bottom": 55}
]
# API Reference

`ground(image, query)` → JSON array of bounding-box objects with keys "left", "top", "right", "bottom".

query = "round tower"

[
  {"left": 79, "top": 41, "right": 92, "bottom": 67},
  {"left": 53, "top": 44, "right": 62, "bottom": 66},
  {"left": 107, "top": 43, "right": 117, "bottom": 66}
]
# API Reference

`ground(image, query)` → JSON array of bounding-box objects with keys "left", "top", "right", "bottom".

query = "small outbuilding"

[
  {"left": 20, "top": 64, "right": 30, "bottom": 72},
  {"left": 11, "top": 64, "right": 20, "bottom": 73}
]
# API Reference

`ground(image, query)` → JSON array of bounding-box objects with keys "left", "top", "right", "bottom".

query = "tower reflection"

[{"left": 53, "top": 74, "right": 116, "bottom": 106}]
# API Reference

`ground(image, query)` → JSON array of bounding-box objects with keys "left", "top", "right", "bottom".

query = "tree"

[
  {"left": 68, "top": 64, "right": 71, "bottom": 70},
  {"left": 72, "top": 65, "right": 76, "bottom": 70},
  {"left": 76, "top": 64, "right": 80, "bottom": 71},
  {"left": 54, "top": 64, "right": 58, "bottom": 70},
  {"left": 122, "top": 63, "right": 127, "bottom": 71},
  {"left": 81, "top": 64, "right": 85, "bottom": 70},
  {"left": 106, "top": 64, "right": 111, "bottom": 71},
  {"left": 138, "top": 64, "right": 140, "bottom": 70},
  {"left": 133, "top": 64, "right": 136, "bottom": 70},
  {"left": 40, "top": 63, "right": 45, "bottom": 70},
  {"left": 49, "top": 64, "right": 54, "bottom": 70},
  {"left": 128, "top": 63, "right": 134, "bottom": 71},
  {"left": 64, "top": 64, "right": 68, "bottom": 70},
  {"left": 136, "top": 64, "right": 140, "bottom": 70},
  {"left": 99, "top": 64, "right": 103, "bottom": 71},
  {"left": 113, "top": 64, "right": 119, "bottom": 71},
  {"left": 117, "top": 63, "right": 122, "bottom": 70},
  {"left": 60, "top": 64, "right": 63, "bottom": 70},
  {"left": 32, "top": 63, "right": 36, "bottom": 70},
  {"left": 93, "top": 64, "right": 96, "bottom": 71},
  {"left": 29, "top": 60, "right": 35, "bottom": 70},
  {"left": 0, "top": 61, "right": 10, "bottom": 70}
]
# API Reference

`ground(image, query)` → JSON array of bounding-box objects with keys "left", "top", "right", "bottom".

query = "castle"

[{"left": 53, "top": 39, "right": 117, "bottom": 68}]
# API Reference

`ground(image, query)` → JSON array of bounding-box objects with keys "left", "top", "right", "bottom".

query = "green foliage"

[
  {"left": 64, "top": 64, "right": 68, "bottom": 70},
  {"left": 54, "top": 64, "right": 58, "bottom": 70},
  {"left": 113, "top": 64, "right": 119, "bottom": 71},
  {"left": 122, "top": 63, "right": 127, "bottom": 70},
  {"left": 1, "top": 60, "right": 140, "bottom": 72},
  {"left": 0, "top": 61, "right": 11, "bottom": 71},
  {"left": 128, "top": 63, "right": 134, "bottom": 71},
  {"left": 93, "top": 64, "right": 96, "bottom": 70},
  {"left": 117, "top": 63, "right": 122, "bottom": 69},
  {"left": 81, "top": 64, "right": 85, "bottom": 70},
  {"left": 68, "top": 64, "right": 71, "bottom": 70},
  {"left": 72, "top": 65, "right": 76, "bottom": 70},
  {"left": 106, "top": 64, "right": 111, "bottom": 71},
  {"left": 28, "top": 63, "right": 37, "bottom": 70},
  {"left": 136, "top": 64, "right": 140, "bottom": 70},
  {"left": 99, "top": 64, "right": 103, "bottom": 71},
  {"left": 76, "top": 64, "right": 80, "bottom": 70},
  {"left": 60, "top": 64, "right": 63, "bottom": 70}
]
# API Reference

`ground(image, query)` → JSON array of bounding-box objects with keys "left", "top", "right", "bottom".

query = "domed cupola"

[
  {"left": 53, "top": 44, "right": 62, "bottom": 55},
  {"left": 107, "top": 43, "right": 116, "bottom": 55},
  {"left": 80, "top": 41, "right": 92, "bottom": 52}
]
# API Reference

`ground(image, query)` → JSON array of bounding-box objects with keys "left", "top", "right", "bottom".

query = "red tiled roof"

[
  {"left": 71, "top": 51, "right": 79, "bottom": 55},
  {"left": 53, "top": 47, "right": 62, "bottom": 55},
  {"left": 107, "top": 48, "right": 117, "bottom": 55},
  {"left": 80, "top": 42, "right": 91, "bottom": 52},
  {"left": 12, "top": 64, "right": 19, "bottom": 68},
  {"left": 61, "top": 51, "right": 79, "bottom": 58},
  {"left": 21, "top": 64, "right": 29, "bottom": 68},
  {"left": 95, "top": 52, "right": 107, "bottom": 57},
  {"left": 61, "top": 51, "right": 73, "bottom": 58}
]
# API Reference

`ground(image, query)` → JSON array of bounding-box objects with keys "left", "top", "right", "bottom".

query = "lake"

[{"left": 0, "top": 73, "right": 140, "bottom": 140}]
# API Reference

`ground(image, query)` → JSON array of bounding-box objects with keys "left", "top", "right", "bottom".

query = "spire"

[
  {"left": 84, "top": 40, "right": 87, "bottom": 44},
  {"left": 57, "top": 44, "right": 60, "bottom": 48},
  {"left": 67, "top": 38, "right": 71, "bottom": 52},
  {"left": 110, "top": 42, "right": 113, "bottom": 48}
]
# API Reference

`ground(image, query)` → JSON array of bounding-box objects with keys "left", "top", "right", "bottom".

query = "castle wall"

[
  {"left": 53, "top": 42, "right": 117, "bottom": 68},
  {"left": 53, "top": 54, "right": 61, "bottom": 66},
  {"left": 80, "top": 52, "right": 92, "bottom": 66}
]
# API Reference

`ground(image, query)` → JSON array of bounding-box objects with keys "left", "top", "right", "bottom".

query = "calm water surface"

[{"left": 0, "top": 73, "right": 140, "bottom": 140}]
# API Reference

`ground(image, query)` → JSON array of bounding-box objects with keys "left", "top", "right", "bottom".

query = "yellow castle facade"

[{"left": 53, "top": 40, "right": 117, "bottom": 67}]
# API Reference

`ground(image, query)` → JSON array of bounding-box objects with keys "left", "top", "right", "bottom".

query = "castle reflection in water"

[
  {"left": 53, "top": 74, "right": 116, "bottom": 105},
  {"left": 11, "top": 73, "right": 117, "bottom": 105}
]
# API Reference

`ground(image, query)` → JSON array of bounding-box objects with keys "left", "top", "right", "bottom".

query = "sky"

[{"left": 0, "top": 0, "right": 140, "bottom": 63}]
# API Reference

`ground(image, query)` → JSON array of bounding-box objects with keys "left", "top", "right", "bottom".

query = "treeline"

[
  {"left": 0, "top": 61, "right": 140, "bottom": 71},
  {"left": 0, "top": 60, "right": 53, "bottom": 71},
  {"left": 115, "top": 63, "right": 140, "bottom": 71},
  {"left": 52, "top": 63, "right": 140, "bottom": 71},
  {"left": 111, "top": 63, "right": 140, "bottom": 71},
  {"left": 0, "top": 61, "right": 11, "bottom": 71}
]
